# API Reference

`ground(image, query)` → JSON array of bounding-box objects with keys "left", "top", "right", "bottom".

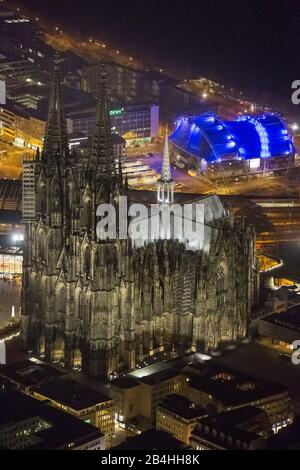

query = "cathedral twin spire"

[
  {"left": 42, "top": 57, "right": 116, "bottom": 182},
  {"left": 90, "top": 66, "right": 116, "bottom": 178},
  {"left": 42, "top": 53, "right": 69, "bottom": 167}
]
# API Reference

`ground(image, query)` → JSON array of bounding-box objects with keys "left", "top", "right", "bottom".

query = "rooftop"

[
  {"left": 170, "top": 111, "right": 294, "bottom": 163},
  {"left": 0, "top": 391, "right": 104, "bottom": 450},
  {"left": 113, "top": 429, "right": 186, "bottom": 450},
  {"left": 158, "top": 394, "right": 206, "bottom": 420},
  {"left": 188, "top": 364, "right": 287, "bottom": 407},
  {"left": 1, "top": 98, "right": 45, "bottom": 121},
  {"left": 0, "top": 359, "right": 64, "bottom": 389},
  {"left": 206, "top": 405, "right": 270, "bottom": 430},
  {"left": 138, "top": 367, "right": 182, "bottom": 386},
  {"left": 192, "top": 408, "right": 266, "bottom": 450},
  {"left": 35, "top": 378, "right": 111, "bottom": 411},
  {"left": 111, "top": 376, "right": 141, "bottom": 389},
  {"left": 262, "top": 305, "right": 300, "bottom": 332}
]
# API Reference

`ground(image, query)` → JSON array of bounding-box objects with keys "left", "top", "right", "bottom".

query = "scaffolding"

[{"left": 22, "top": 156, "right": 36, "bottom": 220}]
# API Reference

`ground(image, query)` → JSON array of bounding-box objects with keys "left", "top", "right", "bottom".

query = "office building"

[
  {"left": 0, "top": 359, "right": 64, "bottom": 394},
  {"left": 190, "top": 406, "right": 271, "bottom": 450},
  {"left": 0, "top": 390, "right": 105, "bottom": 449},
  {"left": 81, "top": 62, "right": 159, "bottom": 105},
  {"left": 156, "top": 394, "right": 206, "bottom": 444},
  {"left": 258, "top": 305, "right": 300, "bottom": 353},
  {"left": 67, "top": 103, "right": 159, "bottom": 145},
  {"left": 186, "top": 364, "right": 291, "bottom": 432},
  {"left": 33, "top": 378, "right": 114, "bottom": 438},
  {"left": 111, "top": 368, "right": 186, "bottom": 429}
]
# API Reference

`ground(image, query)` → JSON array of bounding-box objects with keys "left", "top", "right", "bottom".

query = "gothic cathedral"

[{"left": 21, "top": 61, "right": 258, "bottom": 378}]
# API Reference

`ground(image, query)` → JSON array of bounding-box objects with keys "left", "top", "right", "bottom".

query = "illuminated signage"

[{"left": 110, "top": 108, "right": 124, "bottom": 117}]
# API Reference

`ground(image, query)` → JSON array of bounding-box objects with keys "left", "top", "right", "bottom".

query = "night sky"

[{"left": 19, "top": 0, "right": 300, "bottom": 100}]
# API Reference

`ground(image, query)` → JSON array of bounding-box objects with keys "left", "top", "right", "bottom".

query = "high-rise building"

[
  {"left": 81, "top": 62, "right": 159, "bottom": 105},
  {"left": 67, "top": 103, "right": 159, "bottom": 146},
  {"left": 21, "top": 60, "right": 258, "bottom": 378}
]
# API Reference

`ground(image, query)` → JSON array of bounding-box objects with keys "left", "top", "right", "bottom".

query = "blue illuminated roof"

[{"left": 169, "top": 112, "right": 294, "bottom": 162}]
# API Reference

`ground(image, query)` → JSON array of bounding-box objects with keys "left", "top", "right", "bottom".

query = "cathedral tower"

[{"left": 157, "top": 127, "right": 174, "bottom": 203}]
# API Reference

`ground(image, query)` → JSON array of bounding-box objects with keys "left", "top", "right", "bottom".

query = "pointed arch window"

[
  {"left": 216, "top": 263, "right": 228, "bottom": 294},
  {"left": 56, "top": 285, "right": 67, "bottom": 315},
  {"left": 83, "top": 197, "right": 92, "bottom": 231},
  {"left": 83, "top": 245, "right": 91, "bottom": 276},
  {"left": 68, "top": 180, "right": 75, "bottom": 210},
  {"left": 36, "top": 181, "right": 46, "bottom": 214},
  {"left": 216, "top": 262, "right": 228, "bottom": 308},
  {"left": 37, "top": 228, "right": 46, "bottom": 261}
]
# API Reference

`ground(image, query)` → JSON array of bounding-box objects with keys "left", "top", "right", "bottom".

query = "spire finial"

[
  {"left": 42, "top": 54, "right": 69, "bottom": 166},
  {"left": 160, "top": 125, "right": 172, "bottom": 183},
  {"left": 90, "top": 64, "right": 114, "bottom": 178},
  {"left": 157, "top": 124, "right": 174, "bottom": 203}
]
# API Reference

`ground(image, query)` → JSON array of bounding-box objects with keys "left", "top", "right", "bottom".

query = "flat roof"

[
  {"left": 138, "top": 367, "right": 182, "bottom": 386},
  {"left": 262, "top": 305, "right": 300, "bottom": 332},
  {"left": 0, "top": 359, "right": 64, "bottom": 388},
  {"left": 192, "top": 414, "right": 260, "bottom": 449},
  {"left": 1, "top": 99, "right": 44, "bottom": 121},
  {"left": 158, "top": 394, "right": 206, "bottom": 420},
  {"left": 113, "top": 429, "right": 185, "bottom": 450},
  {"left": 35, "top": 378, "right": 111, "bottom": 410},
  {"left": 111, "top": 376, "right": 140, "bottom": 389},
  {"left": 189, "top": 364, "right": 287, "bottom": 407},
  {"left": 207, "top": 405, "right": 267, "bottom": 428},
  {"left": 0, "top": 391, "right": 104, "bottom": 450}
]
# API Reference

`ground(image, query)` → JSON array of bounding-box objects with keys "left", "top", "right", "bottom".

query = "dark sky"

[{"left": 20, "top": 0, "right": 300, "bottom": 100}]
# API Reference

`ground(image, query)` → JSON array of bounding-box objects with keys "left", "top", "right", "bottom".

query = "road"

[{"left": 8, "top": 0, "right": 150, "bottom": 73}]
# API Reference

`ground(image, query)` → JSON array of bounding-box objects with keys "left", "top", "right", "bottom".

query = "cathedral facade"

[{"left": 21, "top": 62, "right": 259, "bottom": 378}]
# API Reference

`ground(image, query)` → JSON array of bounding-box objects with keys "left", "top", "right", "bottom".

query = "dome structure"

[{"left": 169, "top": 111, "right": 294, "bottom": 163}]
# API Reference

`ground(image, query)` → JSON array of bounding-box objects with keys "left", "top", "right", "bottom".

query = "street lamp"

[{"left": 292, "top": 123, "right": 299, "bottom": 132}]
